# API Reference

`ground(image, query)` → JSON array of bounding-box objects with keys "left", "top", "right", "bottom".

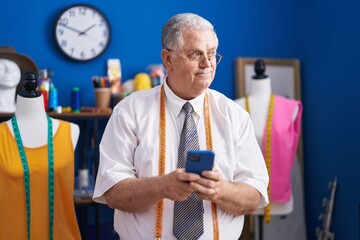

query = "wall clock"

[{"left": 54, "top": 4, "right": 111, "bottom": 61}]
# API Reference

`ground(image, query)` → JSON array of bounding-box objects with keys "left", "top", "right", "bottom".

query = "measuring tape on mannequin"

[
  {"left": 12, "top": 115, "right": 54, "bottom": 240},
  {"left": 155, "top": 85, "right": 219, "bottom": 239},
  {"left": 245, "top": 95, "right": 274, "bottom": 224}
]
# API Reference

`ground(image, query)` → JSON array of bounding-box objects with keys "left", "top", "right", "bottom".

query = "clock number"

[
  {"left": 68, "top": 9, "right": 75, "bottom": 17},
  {"left": 91, "top": 9, "right": 97, "bottom": 18},
  {"left": 102, "top": 30, "right": 108, "bottom": 38},
  {"left": 59, "top": 18, "right": 68, "bottom": 26},
  {"left": 60, "top": 40, "right": 67, "bottom": 47},
  {"left": 79, "top": 6, "right": 87, "bottom": 15},
  {"left": 91, "top": 49, "right": 96, "bottom": 56},
  {"left": 99, "top": 18, "right": 106, "bottom": 27},
  {"left": 80, "top": 51, "right": 86, "bottom": 58},
  {"left": 57, "top": 28, "right": 64, "bottom": 36}
]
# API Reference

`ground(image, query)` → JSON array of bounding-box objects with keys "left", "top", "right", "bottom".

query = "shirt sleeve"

[{"left": 93, "top": 101, "right": 137, "bottom": 204}]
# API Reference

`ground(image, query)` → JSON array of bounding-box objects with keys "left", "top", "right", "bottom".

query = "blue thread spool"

[
  {"left": 48, "top": 87, "right": 58, "bottom": 111},
  {"left": 71, "top": 87, "right": 81, "bottom": 113}
]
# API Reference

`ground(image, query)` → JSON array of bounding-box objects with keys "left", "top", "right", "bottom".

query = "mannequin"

[
  {"left": 6, "top": 72, "right": 79, "bottom": 146},
  {"left": 0, "top": 72, "right": 81, "bottom": 239},
  {"left": 0, "top": 47, "right": 38, "bottom": 113},
  {"left": 0, "top": 58, "right": 21, "bottom": 113},
  {"left": 235, "top": 59, "right": 301, "bottom": 215}
]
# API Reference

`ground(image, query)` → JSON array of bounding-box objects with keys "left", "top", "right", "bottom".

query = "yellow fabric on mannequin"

[{"left": 0, "top": 120, "right": 81, "bottom": 240}]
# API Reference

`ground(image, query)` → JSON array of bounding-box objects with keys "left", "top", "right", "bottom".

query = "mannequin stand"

[{"left": 259, "top": 216, "right": 264, "bottom": 240}]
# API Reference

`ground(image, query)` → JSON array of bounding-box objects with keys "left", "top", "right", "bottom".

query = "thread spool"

[
  {"left": 79, "top": 168, "right": 89, "bottom": 188},
  {"left": 39, "top": 90, "right": 48, "bottom": 111},
  {"left": 56, "top": 106, "right": 62, "bottom": 113},
  {"left": 48, "top": 87, "right": 58, "bottom": 111},
  {"left": 71, "top": 87, "right": 81, "bottom": 113}
]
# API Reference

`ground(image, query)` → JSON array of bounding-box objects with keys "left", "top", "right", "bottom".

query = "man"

[{"left": 93, "top": 13, "right": 269, "bottom": 240}]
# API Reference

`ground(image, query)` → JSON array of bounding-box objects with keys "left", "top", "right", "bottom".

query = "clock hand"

[
  {"left": 79, "top": 24, "right": 96, "bottom": 36},
  {"left": 59, "top": 23, "right": 83, "bottom": 34}
]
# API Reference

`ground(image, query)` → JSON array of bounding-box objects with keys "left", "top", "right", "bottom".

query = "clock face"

[{"left": 54, "top": 4, "right": 111, "bottom": 61}]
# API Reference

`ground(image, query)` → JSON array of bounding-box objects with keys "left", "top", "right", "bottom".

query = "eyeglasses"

[{"left": 167, "top": 49, "right": 223, "bottom": 65}]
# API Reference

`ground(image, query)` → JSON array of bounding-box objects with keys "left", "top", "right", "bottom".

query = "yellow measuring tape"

[
  {"left": 245, "top": 95, "right": 274, "bottom": 224},
  {"left": 155, "top": 85, "right": 219, "bottom": 239}
]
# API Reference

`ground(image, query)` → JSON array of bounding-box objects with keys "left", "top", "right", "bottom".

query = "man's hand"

[
  {"left": 189, "top": 168, "right": 262, "bottom": 215},
  {"left": 162, "top": 169, "right": 201, "bottom": 201},
  {"left": 189, "top": 168, "right": 222, "bottom": 201},
  {"left": 105, "top": 169, "right": 201, "bottom": 212}
]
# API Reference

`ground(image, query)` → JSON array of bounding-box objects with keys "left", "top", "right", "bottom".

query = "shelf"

[
  {"left": 50, "top": 112, "right": 111, "bottom": 119},
  {"left": 74, "top": 197, "right": 95, "bottom": 205},
  {"left": 0, "top": 109, "right": 112, "bottom": 122}
]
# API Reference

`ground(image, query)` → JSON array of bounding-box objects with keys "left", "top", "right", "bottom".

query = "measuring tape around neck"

[
  {"left": 12, "top": 115, "right": 54, "bottom": 240},
  {"left": 155, "top": 85, "right": 219, "bottom": 239},
  {"left": 245, "top": 95, "right": 274, "bottom": 224}
]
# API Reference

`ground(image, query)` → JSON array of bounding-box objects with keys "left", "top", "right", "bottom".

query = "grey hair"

[{"left": 161, "top": 13, "right": 219, "bottom": 51}]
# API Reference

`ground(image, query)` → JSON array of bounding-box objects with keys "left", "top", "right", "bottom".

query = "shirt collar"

[{"left": 163, "top": 78, "right": 206, "bottom": 119}]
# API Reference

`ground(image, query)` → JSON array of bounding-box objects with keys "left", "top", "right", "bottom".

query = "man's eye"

[
  {"left": 189, "top": 51, "right": 202, "bottom": 59},
  {"left": 208, "top": 51, "right": 216, "bottom": 57}
]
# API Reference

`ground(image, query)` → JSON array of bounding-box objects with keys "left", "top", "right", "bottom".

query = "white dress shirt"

[{"left": 93, "top": 80, "right": 269, "bottom": 240}]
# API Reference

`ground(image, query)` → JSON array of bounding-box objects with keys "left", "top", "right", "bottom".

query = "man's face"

[{"left": 163, "top": 28, "right": 218, "bottom": 100}]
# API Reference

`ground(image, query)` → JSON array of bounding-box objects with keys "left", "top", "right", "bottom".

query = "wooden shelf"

[
  {"left": 49, "top": 111, "right": 111, "bottom": 120},
  {"left": 74, "top": 197, "right": 95, "bottom": 205},
  {"left": 0, "top": 109, "right": 112, "bottom": 122}
]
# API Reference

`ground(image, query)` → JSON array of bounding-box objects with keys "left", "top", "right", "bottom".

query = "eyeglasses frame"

[{"left": 166, "top": 49, "right": 223, "bottom": 65}]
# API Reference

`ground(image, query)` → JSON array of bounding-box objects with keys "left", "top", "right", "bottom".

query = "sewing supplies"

[
  {"left": 38, "top": 69, "right": 54, "bottom": 111},
  {"left": 12, "top": 115, "right": 54, "bottom": 240},
  {"left": 48, "top": 86, "right": 58, "bottom": 112},
  {"left": 134, "top": 73, "right": 152, "bottom": 91},
  {"left": 71, "top": 87, "right": 81, "bottom": 113},
  {"left": 107, "top": 59, "right": 122, "bottom": 93},
  {"left": 91, "top": 76, "right": 111, "bottom": 109},
  {"left": 91, "top": 76, "right": 110, "bottom": 88}
]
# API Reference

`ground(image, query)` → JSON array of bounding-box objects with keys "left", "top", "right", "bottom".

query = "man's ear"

[{"left": 161, "top": 49, "right": 172, "bottom": 71}]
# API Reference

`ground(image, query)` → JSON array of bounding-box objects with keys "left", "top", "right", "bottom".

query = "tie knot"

[{"left": 183, "top": 102, "right": 193, "bottom": 114}]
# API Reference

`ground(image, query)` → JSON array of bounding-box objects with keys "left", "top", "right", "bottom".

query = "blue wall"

[
  {"left": 298, "top": 1, "right": 360, "bottom": 239},
  {"left": 1, "top": 0, "right": 359, "bottom": 239}
]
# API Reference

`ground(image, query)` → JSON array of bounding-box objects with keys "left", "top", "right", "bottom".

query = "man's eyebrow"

[{"left": 184, "top": 48, "right": 217, "bottom": 53}]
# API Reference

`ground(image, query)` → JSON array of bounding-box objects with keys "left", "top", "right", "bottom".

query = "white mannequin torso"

[
  {"left": 6, "top": 94, "right": 79, "bottom": 149},
  {"left": 237, "top": 78, "right": 272, "bottom": 144},
  {"left": 235, "top": 77, "right": 298, "bottom": 215}
]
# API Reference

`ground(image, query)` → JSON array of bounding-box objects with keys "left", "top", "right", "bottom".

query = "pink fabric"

[{"left": 262, "top": 95, "right": 303, "bottom": 203}]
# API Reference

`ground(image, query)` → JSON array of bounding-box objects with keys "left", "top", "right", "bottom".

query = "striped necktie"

[{"left": 173, "top": 102, "right": 204, "bottom": 240}]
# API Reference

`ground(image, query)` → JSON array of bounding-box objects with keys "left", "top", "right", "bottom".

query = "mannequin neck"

[
  {"left": 0, "top": 88, "right": 17, "bottom": 113},
  {"left": 15, "top": 94, "right": 47, "bottom": 120},
  {"left": 248, "top": 77, "right": 272, "bottom": 97}
]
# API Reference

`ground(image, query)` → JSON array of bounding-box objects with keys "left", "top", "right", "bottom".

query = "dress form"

[
  {"left": 6, "top": 72, "right": 79, "bottom": 148},
  {"left": 235, "top": 59, "right": 297, "bottom": 215}
]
